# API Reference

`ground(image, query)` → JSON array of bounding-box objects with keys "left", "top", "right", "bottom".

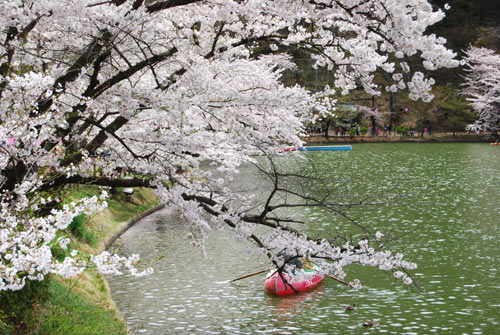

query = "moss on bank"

[{"left": 1, "top": 187, "right": 161, "bottom": 335}]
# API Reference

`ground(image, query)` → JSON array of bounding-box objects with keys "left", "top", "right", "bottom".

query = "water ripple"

[{"left": 109, "top": 143, "right": 500, "bottom": 334}]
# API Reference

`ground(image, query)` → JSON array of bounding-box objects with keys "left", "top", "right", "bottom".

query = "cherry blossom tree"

[
  {"left": 462, "top": 46, "right": 500, "bottom": 137},
  {"left": 0, "top": 0, "right": 458, "bottom": 291}
]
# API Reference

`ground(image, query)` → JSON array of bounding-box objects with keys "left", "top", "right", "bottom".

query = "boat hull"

[{"left": 264, "top": 266, "right": 324, "bottom": 296}]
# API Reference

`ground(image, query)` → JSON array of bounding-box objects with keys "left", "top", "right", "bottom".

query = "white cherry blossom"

[
  {"left": 0, "top": 0, "right": 458, "bottom": 290},
  {"left": 462, "top": 47, "right": 500, "bottom": 135}
]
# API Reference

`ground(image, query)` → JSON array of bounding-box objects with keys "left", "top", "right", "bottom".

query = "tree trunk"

[
  {"left": 370, "top": 115, "right": 376, "bottom": 136},
  {"left": 324, "top": 120, "right": 331, "bottom": 138},
  {"left": 388, "top": 92, "right": 395, "bottom": 132}
]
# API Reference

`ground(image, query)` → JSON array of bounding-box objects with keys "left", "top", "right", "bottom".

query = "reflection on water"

[
  {"left": 265, "top": 287, "right": 324, "bottom": 317},
  {"left": 109, "top": 143, "right": 500, "bottom": 334}
]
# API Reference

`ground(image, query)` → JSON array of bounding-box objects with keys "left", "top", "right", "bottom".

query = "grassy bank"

[{"left": 1, "top": 186, "right": 161, "bottom": 335}]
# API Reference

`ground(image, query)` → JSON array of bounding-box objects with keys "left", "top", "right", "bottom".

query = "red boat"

[{"left": 264, "top": 263, "right": 324, "bottom": 296}]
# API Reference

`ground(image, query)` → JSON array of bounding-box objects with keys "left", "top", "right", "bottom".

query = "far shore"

[{"left": 304, "top": 131, "right": 494, "bottom": 144}]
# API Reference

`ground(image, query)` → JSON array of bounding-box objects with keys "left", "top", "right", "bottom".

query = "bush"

[
  {"left": 51, "top": 243, "right": 66, "bottom": 262},
  {"left": 67, "top": 214, "right": 96, "bottom": 246},
  {"left": 349, "top": 128, "right": 357, "bottom": 137},
  {"left": 360, "top": 126, "right": 368, "bottom": 135},
  {"left": 68, "top": 214, "right": 85, "bottom": 237},
  {"left": 0, "top": 279, "right": 51, "bottom": 334},
  {"left": 396, "top": 125, "right": 410, "bottom": 136}
]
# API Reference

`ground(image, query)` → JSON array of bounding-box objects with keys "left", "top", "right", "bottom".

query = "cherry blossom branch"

[
  {"left": 146, "top": 0, "right": 202, "bottom": 13},
  {"left": 90, "top": 46, "right": 178, "bottom": 98}
]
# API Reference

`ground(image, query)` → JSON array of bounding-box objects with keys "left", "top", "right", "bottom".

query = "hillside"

[{"left": 284, "top": 1, "right": 500, "bottom": 136}]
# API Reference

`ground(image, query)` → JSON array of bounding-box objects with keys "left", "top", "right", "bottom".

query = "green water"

[{"left": 108, "top": 143, "right": 500, "bottom": 334}]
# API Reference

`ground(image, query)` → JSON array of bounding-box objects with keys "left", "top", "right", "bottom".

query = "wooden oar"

[
  {"left": 326, "top": 274, "right": 353, "bottom": 287},
  {"left": 229, "top": 269, "right": 269, "bottom": 283}
]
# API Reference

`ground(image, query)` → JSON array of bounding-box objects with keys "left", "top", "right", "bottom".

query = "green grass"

[
  {"left": 1, "top": 186, "right": 160, "bottom": 335},
  {"left": 33, "top": 280, "right": 127, "bottom": 335}
]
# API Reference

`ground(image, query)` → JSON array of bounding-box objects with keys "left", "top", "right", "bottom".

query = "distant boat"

[
  {"left": 299, "top": 145, "right": 352, "bottom": 151},
  {"left": 284, "top": 145, "right": 352, "bottom": 151},
  {"left": 264, "top": 263, "right": 324, "bottom": 296}
]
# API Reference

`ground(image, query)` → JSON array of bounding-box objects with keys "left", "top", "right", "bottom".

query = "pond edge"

[{"left": 104, "top": 202, "right": 166, "bottom": 250}]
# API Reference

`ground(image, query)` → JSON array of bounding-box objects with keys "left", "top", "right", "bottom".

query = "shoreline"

[
  {"left": 100, "top": 200, "right": 165, "bottom": 331},
  {"left": 104, "top": 203, "right": 165, "bottom": 250},
  {"left": 51, "top": 188, "right": 163, "bottom": 334},
  {"left": 7, "top": 187, "right": 165, "bottom": 335},
  {"left": 303, "top": 132, "right": 492, "bottom": 144}
]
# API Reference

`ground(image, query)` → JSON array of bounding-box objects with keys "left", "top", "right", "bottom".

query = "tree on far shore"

[{"left": 462, "top": 46, "right": 500, "bottom": 137}]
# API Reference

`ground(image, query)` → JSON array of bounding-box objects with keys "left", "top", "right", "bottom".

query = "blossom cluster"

[{"left": 261, "top": 228, "right": 417, "bottom": 287}]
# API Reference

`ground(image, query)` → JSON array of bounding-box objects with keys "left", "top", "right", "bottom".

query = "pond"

[{"left": 108, "top": 143, "right": 500, "bottom": 334}]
